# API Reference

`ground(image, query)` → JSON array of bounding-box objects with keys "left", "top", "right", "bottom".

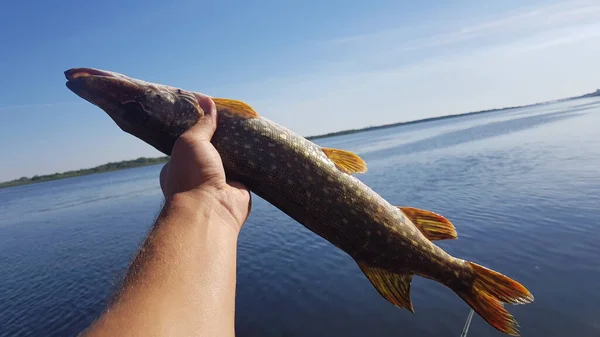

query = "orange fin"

[
  {"left": 357, "top": 262, "right": 414, "bottom": 312},
  {"left": 398, "top": 206, "right": 457, "bottom": 241},
  {"left": 213, "top": 98, "right": 259, "bottom": 118},
  {"left": 455, "top": 261, "right": 534, "bottom": 336},
  {"left": 468, "top": 262, "right": 534, "bottom": 305},
  {"left": 321, "top": 147, "right": 367, "bottom": 174}
]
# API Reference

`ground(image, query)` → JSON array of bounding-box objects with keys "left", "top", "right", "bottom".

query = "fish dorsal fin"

[
  {"left": 213, "top": 98, "right": 259, "bottom": 118},
  {"left": 321, "top": 147, "right": 367, "bottom": 174},
  {"left": 398, "top": 206, "right": 457, "bottom": 241},
  {"left": 357, "top": 262, "right": 414, "bottom": 312}
]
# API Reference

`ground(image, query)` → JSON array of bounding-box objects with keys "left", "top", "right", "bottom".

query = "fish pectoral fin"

[
  {"left": 398, "top": 206, "right": 457, "bottom": 241},
  {"left": 357, "top": 262, "right": 414, "bottom": 313},
  {"left": 213, "top": 98, "right": 259, "bottom": 118},
  {"left": 321, "top": 147, "right": 368, "bottom": 174}
]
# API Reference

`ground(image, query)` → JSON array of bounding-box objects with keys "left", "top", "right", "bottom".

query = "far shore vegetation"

[
  {"left": 2, "top": 89, "right": 598, "bottom": 189},
  {"left": 0, "top": 157, "right": 169, "bottom": 189}
]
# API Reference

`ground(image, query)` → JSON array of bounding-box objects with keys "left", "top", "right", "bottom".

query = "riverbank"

[
  {"left": 0, "top": 157, "right": 168, "bottom": 189},
  {"left": 306, "top": 103, "right": 521, "bottom": 140},
  {"left": 307, "top": 89, "right": 600, "bottom": 139}
]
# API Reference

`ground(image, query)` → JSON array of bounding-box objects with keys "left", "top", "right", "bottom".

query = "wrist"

[{"left": 166, "top": 189, "right": 243, "bottom": 234}]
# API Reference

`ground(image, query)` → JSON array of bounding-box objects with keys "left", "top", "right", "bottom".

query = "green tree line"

[{"left": 0, "top": 156, "right": 169, "bottom": 189}]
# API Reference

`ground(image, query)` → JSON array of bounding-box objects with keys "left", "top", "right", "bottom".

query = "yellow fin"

[
  {"left": 398, "top": 206, "right": 457, "bottom": 241},
  {"left": 213, "top": 98, "right": 259, "bottom": 118},
  {"left": 321, "top": 147, "right": 367, "bottom": 174},
  {"left": 456, "top": 261, "right": 534, "bottom": 336},
  {"left": 357, "top": 262, "right": 414, "bottom": 312}
]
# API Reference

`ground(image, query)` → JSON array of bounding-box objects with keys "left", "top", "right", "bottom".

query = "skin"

[{"left": 79, "top": 103, "right": 251, "bottom": 337}]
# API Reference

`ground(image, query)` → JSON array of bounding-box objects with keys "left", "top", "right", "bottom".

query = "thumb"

[
  {"left": 181, "top": 93, "right": 218, "bottom": 142},
  {"left": 159, "top": 160, "right": 170, "bottom": 195}
]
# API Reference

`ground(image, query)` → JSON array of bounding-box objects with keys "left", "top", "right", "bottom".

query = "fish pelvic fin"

[
  {"left": 397, "top": 206, "right": 457, "bottom": 241},
  {"left": 321, "top": 147, "right": 368, "bottom": 174},
  {"left": 357, "top": 262, "right": 414, "bottom": 313},
  {"left": 213, "top": 98, "right": 259, "bottom": 118},
  {"left": 454, "top": 261, "right": 534, "bottom": 336}
]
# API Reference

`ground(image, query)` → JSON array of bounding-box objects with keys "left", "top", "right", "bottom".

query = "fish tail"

[{"left": 454, "top": 261, "right": 534, "bottom": 336}]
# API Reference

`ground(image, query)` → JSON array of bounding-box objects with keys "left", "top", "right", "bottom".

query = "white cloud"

[
  {"left": 227, "top": 0, "right": 600, "bottom": 136},
  {"left": 326, "top": 0, "right": 600, "bottom": 49}
]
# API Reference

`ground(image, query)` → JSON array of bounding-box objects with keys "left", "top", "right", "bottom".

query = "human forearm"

[{"left": 82, "top": 192, "right": 240, "bottom": 337}]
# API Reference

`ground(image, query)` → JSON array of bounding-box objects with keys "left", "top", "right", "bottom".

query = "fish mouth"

[
  {"left": 65, "top": 68, "right": 117, "bottom": 81},
  {"left": 64, "top": 67, "right": 209, "bottom": 155},
  {"left": 64, "top": 68, "right": 142, "bottom": 113},
  {"left": 64, "top": 67, "right": 144, "bottom": 106},
  {"left": 64, "top": 67, "right": 175, "bottom": 153}
]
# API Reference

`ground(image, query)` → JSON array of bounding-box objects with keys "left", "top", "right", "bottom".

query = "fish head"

[{"left": 65, "top": 68, "right": 214, "bottom": 155}]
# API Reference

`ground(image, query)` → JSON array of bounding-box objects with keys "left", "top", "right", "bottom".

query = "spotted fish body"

[
  {"left": 215, "top": 113, "right": 458, "bottom": 278},
  {"left": 64, "top": 68, "right": 534, "bottom": 336}
]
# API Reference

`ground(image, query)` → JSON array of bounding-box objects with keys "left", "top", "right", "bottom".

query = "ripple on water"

[{"left": 2, "top": 100, "right": 600, "bottom": 336}]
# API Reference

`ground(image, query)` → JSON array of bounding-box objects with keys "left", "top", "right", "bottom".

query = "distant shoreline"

[
  {"left": 2, "top": 90, "right": 598, "bottom": 189},
  {"left": 306, "top": 103, "right": 522, "bottom": 140},
  {"left": 306, "top": 89, "right": 600, "bottom": 139},
  {"left": 0, "top": 157, "right": 169, "bottom": 189}
]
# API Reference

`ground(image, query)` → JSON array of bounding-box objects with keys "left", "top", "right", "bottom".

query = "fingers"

[
  {"left": 159, "top": 161, "right": 170, "bottom": 195},
  {"left": 182, "top": 93, "right": 218, "bottom": 143}
]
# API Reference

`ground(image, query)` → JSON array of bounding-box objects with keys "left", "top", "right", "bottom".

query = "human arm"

[{"left": 80, "top": 96, "right": 251, "bottom": 337}]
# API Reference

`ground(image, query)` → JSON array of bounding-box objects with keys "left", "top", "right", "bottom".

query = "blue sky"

[{"left": 1, "top": 0, "right": 599, "bottom": 181}]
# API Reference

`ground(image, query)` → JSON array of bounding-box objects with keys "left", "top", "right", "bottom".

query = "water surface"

[{"left": 1, "top": 98, "right": 599, "bottom": 336}]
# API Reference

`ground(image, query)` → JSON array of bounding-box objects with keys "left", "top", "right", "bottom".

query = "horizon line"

[{"left": 1, "top": 88, "right": 598, "bottom": 185}]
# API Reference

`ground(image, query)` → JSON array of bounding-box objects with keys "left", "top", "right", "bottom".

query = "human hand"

[{"left": 159, "top": 94, "right": 251, "bottom": 231}]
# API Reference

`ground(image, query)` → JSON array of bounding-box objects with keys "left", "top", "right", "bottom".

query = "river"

[{"left": 1, "top": 98, "right": 599, "bottom": 336}]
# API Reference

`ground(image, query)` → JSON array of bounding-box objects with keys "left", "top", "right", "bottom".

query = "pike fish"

[{"left": 64, "top": 68, "right": 534, "bottom": 336}]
